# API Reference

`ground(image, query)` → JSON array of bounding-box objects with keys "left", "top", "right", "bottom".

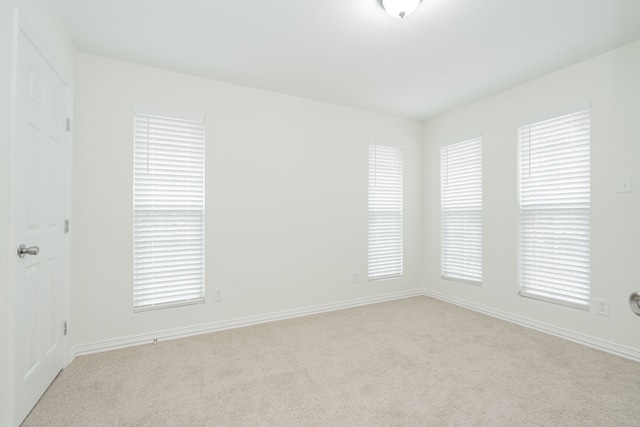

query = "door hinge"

[
  {"left": 65, "top": 219, "right": 69, "bottom": 233},
  {"left": 64, "top": 321, "right": 68, "bottom": 336},
  {"left": 66, "top": 117, "right": 71, "bottom": 132}
]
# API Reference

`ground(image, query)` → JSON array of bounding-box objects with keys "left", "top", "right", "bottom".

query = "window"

[
  {"left": 519, "top": 109, "right": 590, "bottom": 309},
  {"left": 133, "top": 109, "right": 205, "bottom": 311},
  {"left": 441, "top": 137, "right": 482, "bottom": 285},
  {"left": 368, "top": 144, "right": 403, "bottom": 280}
]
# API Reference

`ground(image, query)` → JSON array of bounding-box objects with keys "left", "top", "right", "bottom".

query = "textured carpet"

[{"left": 22, "top": 296, "right": 640, "bottom": 426}]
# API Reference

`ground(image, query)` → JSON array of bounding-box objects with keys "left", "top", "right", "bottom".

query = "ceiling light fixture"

[{"left": 381, "top": 0, "right": 422, "bottom": 19}]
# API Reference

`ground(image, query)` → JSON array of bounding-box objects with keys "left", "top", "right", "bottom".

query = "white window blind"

[
  {"left": 368, "top": 144, "right": 403, "bottom": 281},
  {"left": 133, "top": 110, "right": 205, "bottom": 311},
  {"left": 441, "top": 137, "right": 482, "bottom": 285},
  {"left": 519, "top": 109, "right": 590, "bottom": 309}
]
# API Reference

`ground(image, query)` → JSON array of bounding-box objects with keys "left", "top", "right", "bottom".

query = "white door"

[{"left": 13, "top": 25, "right": 69, "bottom": 425}]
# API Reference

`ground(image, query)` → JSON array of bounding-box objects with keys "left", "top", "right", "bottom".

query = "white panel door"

[{"left": 13, "top": 27, "right": 68, "bottom": 425}]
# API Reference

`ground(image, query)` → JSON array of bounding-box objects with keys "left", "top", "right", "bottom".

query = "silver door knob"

[
  {"left": 631, "top": 292, "right": 640, "bottom": 316},
  {"left": 17, "top": 244, "right": 39, "bottom": 258}
]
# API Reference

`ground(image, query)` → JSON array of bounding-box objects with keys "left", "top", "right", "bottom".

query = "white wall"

[
  {"left": 1, "top": 1, "right": 76, "bottom": 425},
  {"left": 423, "top": 41, "right": 640, "bottom": 354},
  {"left": 71, "top": 53, "right": 423, "bottom": 350}
]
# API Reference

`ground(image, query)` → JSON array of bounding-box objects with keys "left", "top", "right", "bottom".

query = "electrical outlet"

[
  {"left": 594, "top": 299, "right": 609, "bottom": 316},
  {"left": 214, "top": 288, "right": 223, "bottom": 302},
  {"left": 352, "top": 271, "right": 358, "bottom": 283}
]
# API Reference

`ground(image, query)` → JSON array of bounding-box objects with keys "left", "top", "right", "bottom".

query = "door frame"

[{"left": 8, "top": 10, "right": 73, "bottom": 426}]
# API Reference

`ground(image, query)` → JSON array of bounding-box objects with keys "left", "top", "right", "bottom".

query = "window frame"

[
  {"left": 133, "top": 108, "right": 206, "bottom": 312},
  {"left": 518, "top": 109, "right": 591, "bottom": 310},
  {"left": 368, "top": 143, "right": 403, "bottom": 281},
  {"left": 440, "top": 136, "right": 483, "bottom": 286}
]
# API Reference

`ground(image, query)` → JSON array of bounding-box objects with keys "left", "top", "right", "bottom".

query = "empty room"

[{"left": 2, "top": 0, "right": 640, "bottom": 425}]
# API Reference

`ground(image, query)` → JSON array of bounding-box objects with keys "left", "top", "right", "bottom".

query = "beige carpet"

[{"left": 22, "top": 296, "right": 640, "bottom": 426}]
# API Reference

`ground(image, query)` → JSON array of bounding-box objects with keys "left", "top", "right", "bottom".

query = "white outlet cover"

[{"left": 594, "top": 298, "right": 609, "bottom": 316}]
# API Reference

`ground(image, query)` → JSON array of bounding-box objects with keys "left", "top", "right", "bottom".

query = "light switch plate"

[{"left": 617, "top": 176, "right": 632, "bottom": 193}]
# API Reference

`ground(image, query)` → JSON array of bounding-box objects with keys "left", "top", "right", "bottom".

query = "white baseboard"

[
  {"left": 422, "top": 289, "right": 640, "bottom": 362},
  {"left": 70, "top": 288, "right": 640, "bottom": 365},
  {"left": 69, "top": 289, "right": 423, "bottom": 363}
]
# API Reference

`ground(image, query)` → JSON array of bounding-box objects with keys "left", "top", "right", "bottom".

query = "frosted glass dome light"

[{"left": 381, "top": 0, "right": 422, "bottom": 19}]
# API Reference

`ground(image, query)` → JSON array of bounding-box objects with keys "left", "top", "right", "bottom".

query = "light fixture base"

[{"left": 381, "top": 0, "right": 422, "bottom": 20}]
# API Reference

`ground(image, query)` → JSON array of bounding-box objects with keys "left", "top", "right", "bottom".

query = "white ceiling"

[{"left": 49, "top": 0, "right": 640, "bottom": 120}]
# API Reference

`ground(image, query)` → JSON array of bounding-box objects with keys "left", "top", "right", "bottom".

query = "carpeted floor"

[{"left": 22, "top": 296, "right": 640, "bottom": 426}]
